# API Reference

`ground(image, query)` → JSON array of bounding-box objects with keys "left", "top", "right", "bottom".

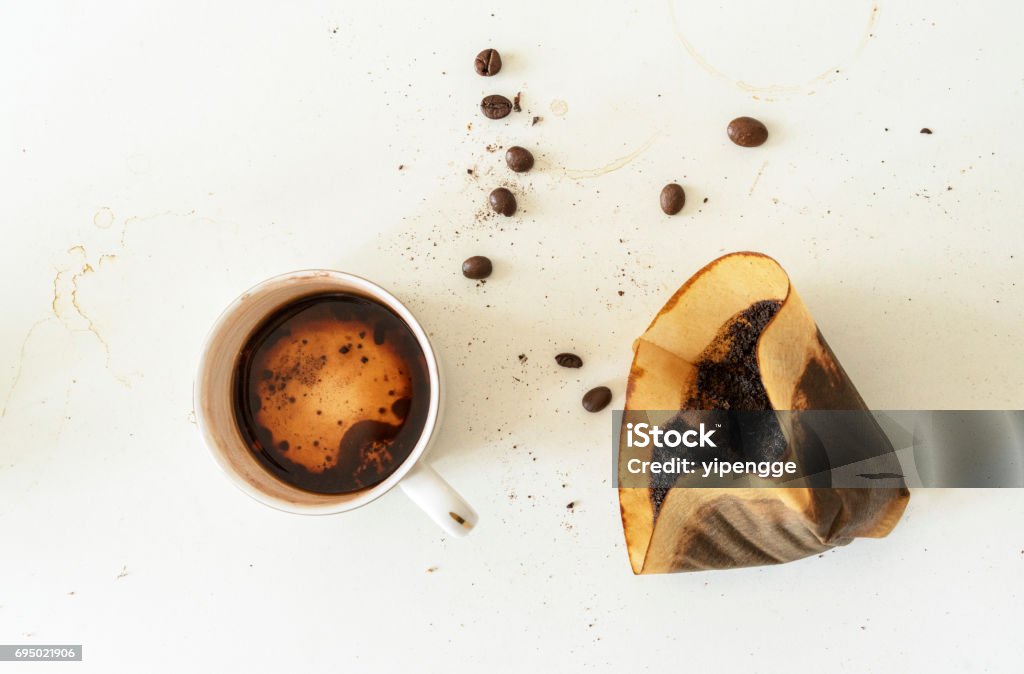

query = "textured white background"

[{"left": 2, "top": 1, "right": 1023, "bottom": 672}]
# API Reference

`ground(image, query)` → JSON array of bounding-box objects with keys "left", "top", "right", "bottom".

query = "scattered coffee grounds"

[
  {"left": 582, "top": 386, "right": 612, "bottom": 412},
  {"left": 531, "top": 116, "right": 541, "bottom": 126},
  {"left": 920, "top": 127, "right": 933, "bottom": 134},
  {"left": 488, "top": 187, "right": 517, "bottom": 216},
  {"left": 505, "top": 146, "right": 534, "bottom": 172},
  {"left": 462, "top": 256, "right": 493, "bottom": 279},
  {"left": 555, "top": 353, "right": 583, "bottom": 368},
  {"left": 481, "top": 94, "right": 513, "bottom": 120},
  {"left": 513, "top": 92, "right": 522, "bottom": 112},
  {"left": 727, "top": 116, "right": 768, "bottom": 147},
  {"left": 660, "top": 183, "right": 685, "bottom": 215},
  {"left": 474, "top": 48, "right": 502, "bottom": 76}
]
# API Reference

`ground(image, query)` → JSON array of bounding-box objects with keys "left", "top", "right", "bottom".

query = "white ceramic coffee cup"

[{"left": 194, "top": 270, "right": 477, "bottom": 537}]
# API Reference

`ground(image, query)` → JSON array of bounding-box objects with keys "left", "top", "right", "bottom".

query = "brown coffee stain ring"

[{"left": 667, "top": 1, "right": 880, "bottom": 96}]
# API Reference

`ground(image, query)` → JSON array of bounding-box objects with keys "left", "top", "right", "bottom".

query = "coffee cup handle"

[{"left": 399, "top": 462, "right": 478, "bottom": 537}]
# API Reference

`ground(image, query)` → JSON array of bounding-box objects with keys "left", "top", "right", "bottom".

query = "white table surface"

[{"left": 2, "top": 1, "right": 1023, "bottom": 672}]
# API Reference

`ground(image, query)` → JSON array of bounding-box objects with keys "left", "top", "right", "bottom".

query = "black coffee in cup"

[{"left": 232, "top": 293, "right": 431, "bottom": 494}]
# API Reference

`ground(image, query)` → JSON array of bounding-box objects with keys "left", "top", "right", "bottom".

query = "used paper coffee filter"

[{"left": 620, "top": 252, "right": 910, "bottom": 573}]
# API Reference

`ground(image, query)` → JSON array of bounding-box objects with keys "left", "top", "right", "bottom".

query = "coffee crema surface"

[{"left": 232, "top": 293, "right": 430, "bottom": 494}]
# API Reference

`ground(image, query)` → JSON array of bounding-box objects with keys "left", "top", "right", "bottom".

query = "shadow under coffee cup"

[{"left": 194, "top": 270, "right": 477, "bottom": 536}]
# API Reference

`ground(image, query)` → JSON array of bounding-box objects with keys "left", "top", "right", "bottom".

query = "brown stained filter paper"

[{"left": 619, "top": 252, "right": 909, "bottom": 573}]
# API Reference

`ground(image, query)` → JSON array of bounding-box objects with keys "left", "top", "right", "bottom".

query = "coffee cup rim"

[{"left": 194, "top": 269, "right": 442, "bottom": 515}]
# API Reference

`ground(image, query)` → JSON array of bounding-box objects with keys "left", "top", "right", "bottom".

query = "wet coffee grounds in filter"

[
  {"left": 685, "top": 300, "right": 781, "bottom": 411},
  {"left": 648, "top": 299, "right": 785, "bottom": 514}
]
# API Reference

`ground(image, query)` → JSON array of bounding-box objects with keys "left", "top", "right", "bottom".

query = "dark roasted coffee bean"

[
  {"left": 727, "top": 116, "right": 768, "bottom": 147},
  {"left": 474, "top": 49, "right": 502, "bottom": 76},
  {"left": 505, "top": 146, "right": 534, "bottom": 172},
  {"left": 488, "top": 187, "right": 517, "bottom": 216},
  {"left": 555, "top": 353, "right": 583, "bottom": 368},
  {"left": 582, "top": 386, "right": 612, "bottom": 413},
  {"left": 481, "top": 94, "right": 513, "bottom": 120},
  {"left": 461, "top": 255, "right": 493, "bottom": 279},
  {"left": 920, "top": 127, "right": 933, "bottom": 134},
  {"left": 660, "top": 183, "right": 685, "bottom": 215}
]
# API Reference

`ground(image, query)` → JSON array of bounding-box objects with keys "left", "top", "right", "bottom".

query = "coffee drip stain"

[
  {"left": 791, "top": 329, "right": 864, "bottom": 410},
  {"left": 233, "top": 293, "right": 430, "bottom": 494},
  {"left": 667, "top": 1, "right": 880, "bottom": 96},
  {"left": 562, "top": 132, "right": 660, "bottom": 180},
  {"left": 49, "top": 245, "right": 132, "bottom": 387},
  {"left": 0, "top": 318, "right": 50, "bottom": 418},
  {"left": 748, "top": 161, "right": 769, "bottom": 196}
]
